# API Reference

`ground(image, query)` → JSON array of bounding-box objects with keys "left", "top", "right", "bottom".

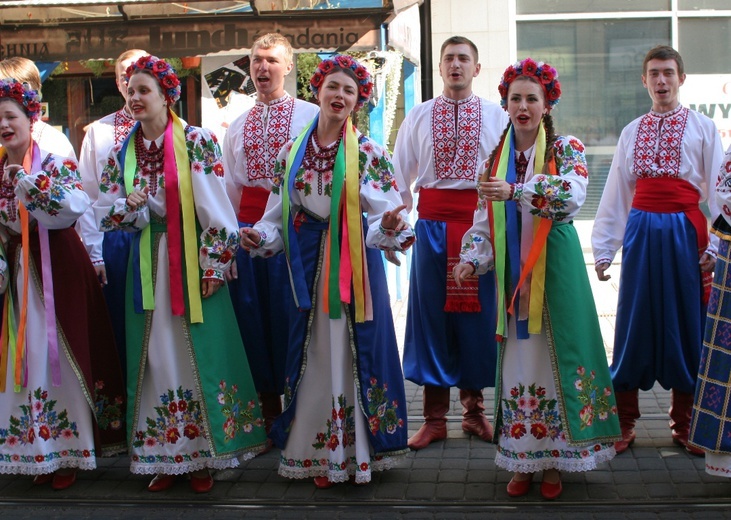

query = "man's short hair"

[
  {"left": 643, "top": 45, "right": 684, "bottom": 76},
  {"left": 117, "top": 49, "right": 147, "bottom": 65},
  {"left": 252, "top": 33, "right": 294, "bottom": 64},
  {"left": 0, "top": 57, "right": 42, "bottom": 92},
  {"left": 440, "top": 36, "right": 479, "bottom": 63}
]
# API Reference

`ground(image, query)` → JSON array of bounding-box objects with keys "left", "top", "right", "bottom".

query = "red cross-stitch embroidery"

[
  {"left": 431, "top": 95, "right": 482, "bottom": 181},
  {"left": 632, "top": 105, "right": 688, "bottom": 179},
  {"left": 243, "top": 96, "right": 295, "bottom": 181},
  {"left": 113, "top": 109, "right": 136, "bottom": 145}
]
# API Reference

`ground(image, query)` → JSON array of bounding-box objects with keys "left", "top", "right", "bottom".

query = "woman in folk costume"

[
  {"left": 0, "top": 79, "right": 126, "bottom": 490},
  {"left": 689, "top": 146, "right": 731, "bottom": 475},
  {"left": 241, "top": 55, "right": 413, "bottom": 489},
  {"left": 453, "top": 58, "right": 620, "bottom": 500},
  {"left": 93, "top": 56, "right": 266, "bottom": 493}
]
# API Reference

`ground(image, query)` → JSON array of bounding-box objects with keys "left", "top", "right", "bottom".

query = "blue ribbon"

[
  {"left": 504, "top": 132, "right": 528, "bottom": 339},
  {"left": 283, "top": 116, "right": 319, "bottom": 312}
]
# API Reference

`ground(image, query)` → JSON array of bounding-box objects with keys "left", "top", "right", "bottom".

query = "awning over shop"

[{"left": 0, "top": 0, "right": 421, "bottom": 61}]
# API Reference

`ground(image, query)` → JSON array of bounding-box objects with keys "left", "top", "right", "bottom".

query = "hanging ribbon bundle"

[
  {"left": 122, "top": 112, "right": 203, "bottom": 324},
  {"left": 0, "top": 142, "right": 61, "bottom": 392},
  {"left": 282, "top": 115, "right": 372, "bottom": 323},
  {"left": 488, "top": 121, "right": 554, "bottom": 341}
]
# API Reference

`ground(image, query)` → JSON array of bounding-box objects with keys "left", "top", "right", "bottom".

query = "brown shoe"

[{"left": 408, "top": 420, "right": 447, "bottom": 450}]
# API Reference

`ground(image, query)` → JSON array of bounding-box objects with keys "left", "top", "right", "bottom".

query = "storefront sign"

[
  {"left": 0, "top": 14, "right": 384, "bottom": 61},
  {"left": 682, "top": 75, "right": 731, "bottom": 151}
]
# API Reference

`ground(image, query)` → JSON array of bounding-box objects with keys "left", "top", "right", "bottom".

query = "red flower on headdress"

[
  {"left": 311, "top": 71, "right": 324, "bottom": 89},
  {"left": 548, "top": 84, "right": 561, "bottom": 101},
  {"left": 152, "top": 61, "right": 168, "bottom": 73},
  {"left": 162, "top": 75, "right": 179, "bottom": 89},
  {"left": 335, "top": 55, "right": 352, "bottom": 68},
  {"left": 539, "top": 64, "right": 554, "bottom": 85},
  {"left": 361, "top": 82, "right": 373, "bottom": 98},
  {"left": 503, "top": 67, "right": 517, "bottom": 84},
  {"left": 522, "top": 59, "right": 538, "bottom": 75},
  {"left": 319, "top": 60, "right": 335, "bottom": 75}
]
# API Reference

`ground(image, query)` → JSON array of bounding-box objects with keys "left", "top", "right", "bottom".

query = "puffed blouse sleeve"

[
  {"left": 9, "top": 154, "right": 90, "bottom": 231},
  {"left": 715, "top": 146, "right": 731, "bottom": 228},
  {"left": 512, "top": 135, "right": 588, "bottom": 221},
  {"left": 93, "top": 142, "right": 151, "bottom": 233},
  {"left": 185, "top": 126, "right": 239, "bottom": 281},
  {"left": 358, "top": 138, "right": 413, "bottom": 251},
  {"left": 459, "top": 159, "right": 494, "bottom": 275}
]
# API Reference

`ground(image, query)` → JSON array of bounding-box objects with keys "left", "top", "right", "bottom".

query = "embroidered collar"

[
  {"left": 439, "top": 93, "right": 476, "bottom": 106},
  {"left": 255, "top": 92, "right": 291, "bottom": 108},
  {"left": 649, "top": 104, "right": 684, "bottom": 118}
]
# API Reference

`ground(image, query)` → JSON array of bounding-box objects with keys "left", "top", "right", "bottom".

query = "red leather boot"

[
  {"left": 614, "top": 389, "right": 640, "bottom": 454},
  {"left": 459, "top": 389, "right": 493, "bottom": 442},
  {"left": 408, "top": 385, "right": 450, "bottom": 450},
  {"left": 669, "top": 389, "right": 703, "bottom": 456}
]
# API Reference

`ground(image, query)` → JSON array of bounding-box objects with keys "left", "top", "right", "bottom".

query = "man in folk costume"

[
  {"left": 392, "top": 36, "right": 508, "bottom": 450},
  {"left": 592, "top": 45, "right": 724, "bottom": 456},
  {"left": 78, "top": 49, "right": 148, "bottom": 377},
  {"left": 223, "top": 33, "right": 318, "bottom": 439}
]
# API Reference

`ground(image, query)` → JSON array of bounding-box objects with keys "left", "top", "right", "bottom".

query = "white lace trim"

[
  {"left": 0, "top": 459, "right": 97, "bottom": 476},
  {"left": 495, "top": 445, "right": 616, "bottom": 474},
  {"left": 130, "top": 456, "right": 240, "bottom": 475},
  {"left": 278, "top": 454, "right": 404, "bottom": 483}
]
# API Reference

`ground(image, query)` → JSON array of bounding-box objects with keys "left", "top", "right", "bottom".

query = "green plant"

[{"left": 80, "top": 59, "right": 114, "bottom": 77}]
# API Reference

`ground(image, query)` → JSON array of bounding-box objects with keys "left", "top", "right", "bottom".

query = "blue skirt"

[
  {"left": 610, "top": 208, "right": 705, "bottom": 393},
  {"left": 689, "top": 235, "right": 731, "bottom": 453},
  {"left": 402, "top": 218, "right": 497, "bottom": 389}
]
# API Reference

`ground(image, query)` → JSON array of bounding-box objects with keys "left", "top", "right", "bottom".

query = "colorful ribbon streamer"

[{"left": 283, "top": 116, "right": 372, "bottom": 322}]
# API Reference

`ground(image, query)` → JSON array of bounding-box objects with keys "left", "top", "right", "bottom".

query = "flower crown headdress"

[
  {"left": 126, "top": 55, "right": 181, "bottom": 105},
  {"left": 0, "top": 79, "right": 42, "bottom": 123},
  {"left": 498, "top": 57, "right": 561, "bottom": 109},
  {"left": 309, "top": 54, "right": 373, "bottom": 110}
]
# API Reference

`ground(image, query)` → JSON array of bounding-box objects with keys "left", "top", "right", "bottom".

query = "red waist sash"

[
  {"left": 633, "top": 177, "right": 711, "bottom": 303},
  {"left": 418, "top": 188, "right": 480, "bottom": 313},
  {"left": 417, "top": 188, "right": 476, "bottom": 223},
  {"left": 238, "top": 185, "right": 270, "bottom": 223}
]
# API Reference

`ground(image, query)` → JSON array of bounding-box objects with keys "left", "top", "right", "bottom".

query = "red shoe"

[
  {"left": 148, "top": 474, "right": 176, "bottom": 492},
  {"left": 672, "top": 433, "right": 705, "bottom": 457},
  {"left": 407, "top": 421, "right": 447, "bottom": 450},
  {"left": 540, "top": 478, "right": 562, "bottom": 500},
  {"left": 314, "top": 476, "right": 334, "bottom": 489},
  {"left": 190, "top": 472, "right": 214, "bottom": 493},
  {"left": 33, "top": 473, "right": 53, "bottom": 485},
  {"left": 506, "top": 474, "right": 533, "bottom": 497},
  {"left": 51, "top": 470, "right": 77, "bottom": 491},
  {"left": 614, "top": 429, "right": 636, "bottom": 455}
]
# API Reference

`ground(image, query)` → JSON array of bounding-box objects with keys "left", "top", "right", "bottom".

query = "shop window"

[
  {"left": 518, "top": 18, "right": 670, "bottom": 219},
  {"left": 679, "top": 17, "right": 731, "bottom": 74},
  {"left": 679, "top": 0, "right": 731, "bottom": 9},
  {"left": 517, "top": 0, "right": 669, "bottom": 15}
]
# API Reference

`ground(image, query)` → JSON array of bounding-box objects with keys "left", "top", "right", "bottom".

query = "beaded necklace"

[
  {"left": 302, "top": 131, "right": 341, "bottom": 195},
  {"left": 134, "top": 130, "right": 164, "bottom": 196}
]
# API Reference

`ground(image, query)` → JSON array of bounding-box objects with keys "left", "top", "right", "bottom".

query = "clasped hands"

[{"left": 477, "top": 177, "right": 511, "bottom": 201}]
